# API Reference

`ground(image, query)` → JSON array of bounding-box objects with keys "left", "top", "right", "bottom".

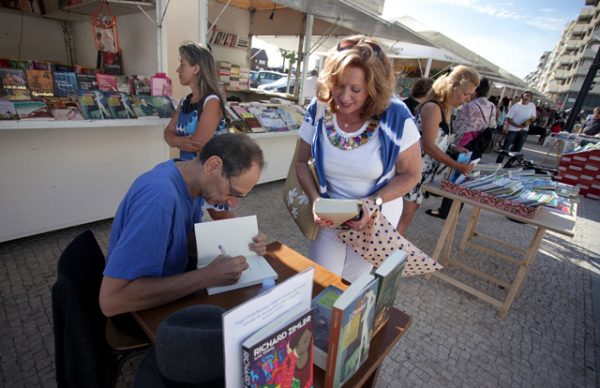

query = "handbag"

[
  {"left": 337, "top": 198, "right": 443, "bottom": 276},
  {"left": 465, "top": 104, "right": 494, "bottom": 156},
  {"left": 282, "top": 139, "right": 320, "bottom": 240}
]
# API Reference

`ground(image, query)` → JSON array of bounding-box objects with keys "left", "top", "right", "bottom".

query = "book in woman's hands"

[{"left": 314, "top": 198, "right": 361, "bottom": 227}]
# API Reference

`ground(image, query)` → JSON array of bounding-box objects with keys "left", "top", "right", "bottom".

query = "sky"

[{"left": 382, "top": 0, "right": 582, "bottom": 79}]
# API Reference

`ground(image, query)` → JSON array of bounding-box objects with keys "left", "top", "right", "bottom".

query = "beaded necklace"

[{"left": 325, "top": 113, "right": 378, "bottom": 150}]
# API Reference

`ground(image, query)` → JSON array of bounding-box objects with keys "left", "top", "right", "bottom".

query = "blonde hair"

[
  {"left": 426, "top": 65, "right": 480, "bottom": 107},
  {"left": 317, "top": 35, "right": 394, "bottom": 119}
]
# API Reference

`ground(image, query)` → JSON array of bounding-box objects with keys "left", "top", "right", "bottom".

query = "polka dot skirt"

[{"left": 337, "top": 198, "right": 443, "bottom": 277}]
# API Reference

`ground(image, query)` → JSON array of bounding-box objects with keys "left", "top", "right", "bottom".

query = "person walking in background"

[
  {"left": 163, "top": 42, "right": 228, "bottom": 161},
  {"left": 302, "top": 69, "right": 319, "bottom": 105},
  {"left": 426, "top": 77, "right": 496, "bottom": 220},
  {"left": 581, "top": 106, "right": 600, "bottom": 136},
  {"left": 294, "top": 35, "right": 422, "bottom": 282},
  {"left": 495, "top": 91, "right": 537, "bottom": 163},
  {"left": 398, "top": 65, "right": 479, "bottom": 234},
  {"left": 403, "top": 77, "right": 434, "bottom": 116},
  {"left": 496, "top": 96, "right": 511, "bottom": 129}
]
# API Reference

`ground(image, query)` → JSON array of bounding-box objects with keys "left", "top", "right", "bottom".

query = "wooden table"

[
  {"left": 423, "top": 182, "right": 576, "bottom": 318},
  {"left": 133, "top": 242, "right": 412, "bottom": 388}
]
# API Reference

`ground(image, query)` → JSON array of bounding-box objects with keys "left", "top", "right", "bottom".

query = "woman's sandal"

[{"left": 425, "top": 209, "right": 447, "bottom": 220}]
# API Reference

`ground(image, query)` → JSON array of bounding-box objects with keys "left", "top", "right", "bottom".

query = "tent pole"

[
  {"left": 299, "top": 13, "right": 314, "bottom": 104},
  {"left": 199, "top": 0, "right": 208, "bottom": 45}
]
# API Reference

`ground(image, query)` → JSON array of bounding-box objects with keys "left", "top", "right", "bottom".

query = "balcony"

[
  {"left": 553, "top": 69, "right": 569, "bottom": 80},
  {"left": 579, "top": 7, "right": 595, "bottom": 21},
  {"left": 575, "top": 63, "right": 592, "bottom": 76},
  {"left": 572, "top": 24, "right": 589, "bottom": 36},
  {"left": 559, "top": 54, "right": 576, "bottom": 65},
  {"left": 565, "top": 40, "right": 583, "bottom": 51},
  {"left": 583, "top": 46, "right": 599, "bottom": 59}
]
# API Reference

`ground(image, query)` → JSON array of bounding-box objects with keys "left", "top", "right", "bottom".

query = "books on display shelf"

[
  {"left": 276, "top": 104, "right": 306, "bottom": 130},
  {"left": 130, "top": 75, "right": 151, "bottom": 95},
  {"left": 131, "top": 95, "right": 159, "bottom": 118},
  {"left": 194, "top": 215, "right": 277, "bottom": 295},
  {"left": 147, "top": 96, "right": 175, "bottom": 118},
  {"left": 313, "top": 198, "right": 361, "bottom": 228},
  {"left": 105, "top": 92, "right": 137, "bottom": 119},
  {"left": 230, "top": 105, "right": 265, "bottom": 133},
  {"left": 150, "top": 73, "right": 173, "bottom": 97},
  {"left": 242, "top": 305, "right": 314, "bottom": 388},
  {"left": 371, "top": 250, "right": 407, "bottom": 335},
  {"left": 77, "top": 90, "right": 112, "bottom": 120},
  {"left": 312, "top": 285, "right": 343, "bottom": 370},
  {"left": 76, "top": 73, "right": 98, "bottom": 91},
  {"left": 13, "top": 100, "right": 53, "bottom": 120},
  {"left": 7, "top": 59, "right": 31, "bottom": 70},
  {"left": 246, "top": 104, "right": 289, "bottom": 132},
  {"left": 97, "top": 50, "right": 123, "bottom": 75},
  {"left": 116, "top": 75, "right": 133, "bottom": 94},
  {"left": 313, "top": 273, "right": 379, "bottom": 388},
  {"left": 25, "top": 69, "right": 53, "bottom": 97},
  {"left": 0, "top": 68, "right": 31, "bottom": 100},
  {"left": 96, "top": 73, "right": 118, "bottom": 92},
  {"left": 0, "top": 100, "right": 18, "bottom": 120},
  {"left": 44, "top": 97, "right": 84, "bottom": 120},
  {"left": 53, "top": 72, "right": 78, "bottom": 97}
]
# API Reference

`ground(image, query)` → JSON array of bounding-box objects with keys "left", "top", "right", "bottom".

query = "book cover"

[
  {"left": 115, "top": 75, "right": 132, "bottom": 94},
  {"left": 130, "top": 75, "right": 151, "bottom": 95},
  {"left": 97, "top": 50, "right": 123, "bottom": 75},
  {"left": 246, "top": 105, "right": 289, "bottom": 132},
  {"left": 105, "top": 92, "right": 137, "bottom": 119},
  {"left": 26, "top": 69, "right": 53, "bottom": 97},
  {"left": 96, "top": 73, "right": 118, "bottom": 92},
  {"left": 0, "top": 100, "right": 18, "bottom": 120},
  {"left": 53, "top": 71, "right": 78, "bottom": 97},
  {"left": 242, "top": 306, "right": 314, "bottom": 388},
  {"left": 194, "top": 215, "right": 278, "bottom": 296},
  {"left": 311, "top": 285, "right": 343, "bottom": 370},
  {"left": 44, "top": 96, "right": 84, "bottom": 120},
  {"left": 326, "top": 273, "right": 379, "bottom": 388},
  {"left": 8, "top": 59, "right": 31, "bottom": 70},
  {"left": 51, "top": 63, "right": 74, "bottom": 73},
  {"left": 0, "top": 68, "right": 31, "bottom": 100},
  {"left": 150, "top": 74, "right": 173, "bottom": 97},
  {"left": 77, "top": 90, "right": 112, "bottom": 120},
  {"left": 131, "top": 95, "right": 159, "bottom": 118},
  {"left": 223, "top": 268, "right": 314, "bottom": 388},
  {"left": 76, "top": 73, "right": 98, "bottom": 91},
  {"left": 32, "top": 61, "right": 51, "bottom": 71},
  {"left": 314, "top": 198, "right": 361, "bottom": 228},
  {"left": 13, "top": 100, "right": 54, "bottom": 120},
  {"left": 448, "top": 152, "right": 472, "bottom": 183},
  {"left": 147, "top": 96, "right": 175, "bottom": 118},
  {"left": 371, "top": 250, "right": 407, "bottom": 335}
]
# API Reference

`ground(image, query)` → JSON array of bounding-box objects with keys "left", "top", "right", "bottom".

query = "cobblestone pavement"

[{"left": 1, "top": 138, "right": 598, "bottom": 387}]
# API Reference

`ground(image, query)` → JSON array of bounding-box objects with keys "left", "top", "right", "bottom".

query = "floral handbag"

[{"left": 337, "top": 198, "right": 443, "bottom": 276}]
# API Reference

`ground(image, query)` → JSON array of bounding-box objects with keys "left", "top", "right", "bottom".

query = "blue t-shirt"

[{"left": 104, "top": 160, "right": 203, "bottom": 280}]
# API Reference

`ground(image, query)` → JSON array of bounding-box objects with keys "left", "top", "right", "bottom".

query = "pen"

[{"left": 218, "top": 244, "right": 229, "bottom": 257}]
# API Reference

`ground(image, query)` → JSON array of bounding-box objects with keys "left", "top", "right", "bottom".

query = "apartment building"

[{"left": 528, "top": 2, "right": 600, "bottom": 112}]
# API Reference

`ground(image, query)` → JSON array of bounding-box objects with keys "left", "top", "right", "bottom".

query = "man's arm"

[{"left": 99, "top": 255, "right": 248, "bottom": 317}]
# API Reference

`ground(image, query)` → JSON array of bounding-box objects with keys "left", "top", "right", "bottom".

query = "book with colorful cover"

[
  {"left": 32, "top": 61, "right": 51, "bottom": 71},
  {"left": 76, "top": 73, "right": 98, "bottom": 91},
  {"left": 0, "top": 100, "right": 18, "bottom": 120},
  {"left": 131, "top": 95, "right": 159, "bottom": 118},
  {"left": 97, "top": 50, "right": 123, "bottom": 75},
  {"left": 51, "top": 63, "right": 74, "bottom": 73},
  {"left": 53, "top": 71, "right": 78, "bottom": 97},
  {"left": 318, "top": 273, "right": 379, "bottom": 388},
  {"left": 25, "top": 69, "right": 53, "bottom": 97},
  {"left": 105, "top": 92, "right": 137, "bottom": 119},
  {"left": 8, "top": 59, "right": 31, "bottom": 70},
  {"left": 130, "top": 75, "right": 151, "bottom": 95},
  {"left": 312, "top": 285, "right": 343, "bottom": 370},
  {"left": 96, "top": 73, "right": 118, "bottom": 92},
  {"left": 242, "top": 306, "right": 314, "bottom": 388},
  {"left": 13, "top": 100, "right": 53, "bottom": 120},
  {"left": 77, "top": 90, "right": 112, "bottom": 120},
  {"left": 246, "top": 104, "right": 289, "bottom": 132},
  {"left": 147, "top": 96, "right": 175, "bottom": 118},
  {"left": 0, "top": 68, "right": 30, "bottom": 100},
  {"left": 371, "top": 250, "right": 407, "bottom": 336},
  {"left": 44, "top": 96, "right": 84, "bottom": 121}
]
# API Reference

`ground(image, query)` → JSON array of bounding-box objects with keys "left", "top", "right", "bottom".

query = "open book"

[
  {"left": 194, "top": 215, "right": 277, "bottom": 295},
  {"left": 314, "top": 198, "right": 361, "bottom": 227}
]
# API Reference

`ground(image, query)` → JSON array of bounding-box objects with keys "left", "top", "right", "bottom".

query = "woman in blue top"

[{"left": 164, "top": 42, "right": 228, "bottom": 160}]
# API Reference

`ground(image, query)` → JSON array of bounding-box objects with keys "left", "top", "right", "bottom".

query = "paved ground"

[{"left": 1, "top": 137, "right": 599, "bottom": 387}]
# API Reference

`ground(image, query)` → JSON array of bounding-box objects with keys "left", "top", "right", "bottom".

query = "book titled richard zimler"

[{"left": 242, "top": 305, "right": 313, "bottom": 388}]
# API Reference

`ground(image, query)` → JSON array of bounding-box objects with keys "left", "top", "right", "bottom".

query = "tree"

[{"left": 279, "top": 49, "right": 297, "bottom": 94}]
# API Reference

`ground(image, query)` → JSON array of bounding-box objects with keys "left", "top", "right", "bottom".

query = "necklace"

[{"left": 325, "top": 113, "right": 378, "bottom": 150}]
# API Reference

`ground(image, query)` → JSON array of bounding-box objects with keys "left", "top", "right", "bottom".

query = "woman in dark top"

[{"left": 403, "top": 77, "right": 433, "bottom": 116}]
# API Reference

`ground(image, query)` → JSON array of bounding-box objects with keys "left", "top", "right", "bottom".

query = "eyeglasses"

[
  {"left": 336, "top": 38, "right": 383, "bottom": 61},
  {"left": 227, "top": 176, "right": 249, "bottom": 198}
]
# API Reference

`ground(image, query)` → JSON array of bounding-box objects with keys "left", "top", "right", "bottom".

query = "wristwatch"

[{"left": 370, "top": 195, "right": 383, "bottom": 211}]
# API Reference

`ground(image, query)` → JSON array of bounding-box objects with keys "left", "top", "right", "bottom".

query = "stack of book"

[
  {"left": 557, "top": 149, "right": 600, "bottom": 200},
  {"left": 217, "top": 61, "right": 231, "bottom": 90},
  {"left": 226, "top": 102, "right": 306, "bottom": 133},
  {"left": 0, "top": 59, "right": 174, "bottom": 121}
]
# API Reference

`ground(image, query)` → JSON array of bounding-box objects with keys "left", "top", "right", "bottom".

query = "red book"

[{"left": 96, "top": 73, "right": 117, "bottom": 92}]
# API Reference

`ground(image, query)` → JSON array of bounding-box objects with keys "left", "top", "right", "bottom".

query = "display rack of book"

[
  {"left": 226, "top": 101, "right": 306, "bottom": 134},
  {"left": 557, "top": 148, "right": 600, "bottom": 200},
  {"left": 441, "top": 172, "right": 579, "bottom": 219}
]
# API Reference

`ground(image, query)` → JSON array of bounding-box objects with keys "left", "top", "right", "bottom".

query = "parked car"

[
  {"left": 258, "top": 76, "right": 296, "bottom": 94},
  {"left": 250, "top": 71, "right": 287, "bottom": 88}
]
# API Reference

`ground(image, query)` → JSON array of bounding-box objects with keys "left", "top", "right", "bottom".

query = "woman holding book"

[
  {"left": 397, "top": 65, "right": 479, "bottom": 234},
  {"left": 163, "top": 42, "right": 228, "bottom": 161},
  {"left": 164, "top": 42, "right": 231, "bottom": 218},
  {"left": 294, "top": 35, "right": 422, "bottom": 282}
]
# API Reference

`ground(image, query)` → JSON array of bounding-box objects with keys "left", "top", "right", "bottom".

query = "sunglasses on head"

[{"left": 336, "top": 38, "right": 383, "bottom": 60}]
